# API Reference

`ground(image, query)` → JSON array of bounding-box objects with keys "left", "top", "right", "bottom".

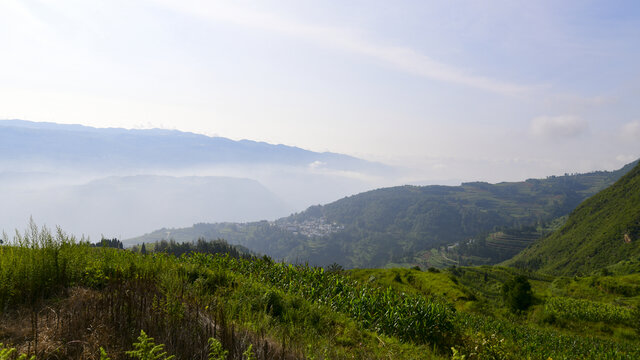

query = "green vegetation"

[
  {"left": 0, "top": 344, "right": 34, "bottom": 360},
  {"left": 129, "top": 160, "right": 637, "bottom": 269},
  {"left": 357, "top": 265, "right": 640, "bottom": 356},
  {"left": 544, "top": 297, "right": 632, "bottom": 324},
  {"left": 502, "top": 275, "right": 533, "bottom": 312},
  {"left": 508, "top": 161, "right": 640, "bottom": 275},
  {"left": 130, "top": 238, "right": 254, "bottom": 259},
  {"left": 207, "top": 338, "right": 227, "bottom": 360},
  {"left": 2, "top": 221, "right": 640, "bottom": 359},
  {"left": 126, "top": 331, "right": 175, "bottom": 360},
  {"left": 0, "top": 223, "right": 445, "bottom": 359}
]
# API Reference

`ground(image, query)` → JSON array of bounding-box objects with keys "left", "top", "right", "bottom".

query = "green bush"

[
  {"left": 502, "top": 275, "right": 533, "bottom": 312},
  {"left": 126, "top": 330, "right": 175, "bottom": 360},
  {"left": 632, "top": 305, "right": 640, "bottom": 336},
  {"left": 207, "top": 338, "right": 227, "bottom": 360},
  {"left": 263, "top": 290, "right": 284, "bottom": 318},
  {"left": 0, "top": 343, "right": 34, "bottom": 360}
]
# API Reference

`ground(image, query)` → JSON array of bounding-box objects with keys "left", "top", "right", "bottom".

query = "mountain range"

[
  {"left": 5, "top": 119, "right": 639, "bottom": 275},
  {"left": 0, "top": 119, "right": 385, "bottom": 172},
  {"left": 507, "top": 160, "right": 640, "bottom": 275},
  {"left": 0, "top": 119, "right": 390, "bottom": 239},
  {"left": 128, "top": 159, "right": 638, "bottom": 268}
]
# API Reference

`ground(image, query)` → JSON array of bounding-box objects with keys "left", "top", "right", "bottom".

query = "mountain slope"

[
  {"left": 507, "top": 162, "right": 640, "bottom": 275},
  {"left": 128, "top": 160, "right": 638, "bottom": 268}
]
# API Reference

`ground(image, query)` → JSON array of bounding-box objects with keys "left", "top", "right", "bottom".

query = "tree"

[
  {"left": 326, "top": 262, "right": 344, "bottom": 273},
  {"left": 502, "top": 275, "right": 533, "bottom": 312},
  {"left": 141, "top": 243, "right": 147, "bottom": 255}
]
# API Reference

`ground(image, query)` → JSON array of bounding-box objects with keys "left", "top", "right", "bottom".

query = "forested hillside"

[
  {"left": 508, "top": 161, "right": 640, "bottom": 275},
  {"left": 129, "top": 160, "right": 638, "bottom": 268}
]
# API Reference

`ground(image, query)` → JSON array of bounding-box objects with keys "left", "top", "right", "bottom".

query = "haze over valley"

[
  {"left": 1, "top": 2, "right": 640, "bottom": 359},
  {"left": 0, "top": 119, "right": 395, "bottom": 239}
]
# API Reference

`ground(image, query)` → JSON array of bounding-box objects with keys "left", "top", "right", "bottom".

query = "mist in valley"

[{"left": 0, "top": 121, "right": 397, "bottom": 240}]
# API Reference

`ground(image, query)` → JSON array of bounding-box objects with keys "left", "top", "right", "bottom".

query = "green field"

[{"left": 1, "top": 224, "right": 639, "bottom": 359}]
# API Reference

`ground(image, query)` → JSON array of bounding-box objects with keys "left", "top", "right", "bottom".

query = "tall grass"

[
  {"left": 544, "top": 296, "right": 633, "bottom": 324},
  {"left": 185, "top": 254, "right": 457, "bottom": 347},
  {"left": 0, "top": 225, "right": 444, "bottom": 359},
  {"left": 1, "top": 224, "right": 637, "bottom": 359}
]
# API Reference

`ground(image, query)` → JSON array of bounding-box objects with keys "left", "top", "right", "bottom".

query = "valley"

[
  {"left": 129, "top": 159, "right": 638, "bottom": 269},
  {"left": 3, "top": 121, "right": 639, "bottom": 359},
  {"left": 3, "top": 2, "right": 640, "bottom": 358}
]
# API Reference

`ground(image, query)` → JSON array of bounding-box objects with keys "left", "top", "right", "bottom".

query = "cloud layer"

[
  {"left": 154, "top": 0, "right": 531, "bottom": 96},
  {"left": 530, "top": 115, "right": 588, "bottom": 138},
  {"left": 621, "top": 121, "right": 640, "bottom": 141}
]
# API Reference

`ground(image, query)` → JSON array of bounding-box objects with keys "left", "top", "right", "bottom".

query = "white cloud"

[
  {"left": 153, "top": 0, "right": 531, "bottom": 96},
  {"left": 616, "top": 154, "right": 637, "bottom": 163},
  {"left": 530, "top": 115, "right": 588, "bottom": 138},
  {"left": 621, "top": 121, "right": 640, "bottom": 141},
  {"left": 308, "top": 161, "right": 326, "bottom": 169}
]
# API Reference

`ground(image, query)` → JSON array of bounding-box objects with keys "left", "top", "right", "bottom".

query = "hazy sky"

[{"left": 1, "top": 0, "right": 639, "bottom": 182}]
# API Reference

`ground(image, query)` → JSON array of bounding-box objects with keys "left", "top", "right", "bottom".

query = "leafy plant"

[
  {"left": 0, "top": 343, "right": 34, "bottom": 360},
  {"left": 451, "top": 347, "right": 466, "bottom": 360},
  {"left": 99, "top": 347, "right": 111, "bottom": 360},
  {"left": 242, "top": 344, "right": 254, "bottom": 360},
  {"left": 126, "top": 330, "right": 175, "bottom": 360},
  {"left": 207, "top": 338, "right": 227, "bottom": 360}
]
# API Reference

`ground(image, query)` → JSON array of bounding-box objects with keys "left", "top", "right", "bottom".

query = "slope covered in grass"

[
  {"left": 0, "top": 224, "right": 449, "bottom": 359},
  {"left": 508, "top": 162, "right": 640, "bottom": 275},
  {"left": 2, "top": 224, "right": 639, "bottom": 359}
]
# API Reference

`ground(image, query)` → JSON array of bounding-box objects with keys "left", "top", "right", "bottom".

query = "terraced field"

[{"left": 485, "top": 231, "right": 542, "bottom": 257}]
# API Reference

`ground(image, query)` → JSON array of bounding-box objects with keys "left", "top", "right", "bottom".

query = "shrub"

[
  {"left": 632, "top": 305, "right": 640, "bottom": 336},
  {"left": 126, "top": 330, "right": 175, "bottom": 360},
  {"left": 243, "top": 344, "right": 255, "bottom": 360},
  {"left": 99, "top": 347, "right": 111, "bottom": 360},
  {"left": 207, "top": 338, "right": 227, "bottom": 360},
  {"left": 326, "top": 262, "right": 344, "bottom": 273},
  {"left": 0, "top": 343, "right": 34, "bottom": 360},
  {"left": 502, "top": 275, "right": 533, "bottom": 312},
  {"left": 263, "top": 290, "right": 284, "bottom": 318}
]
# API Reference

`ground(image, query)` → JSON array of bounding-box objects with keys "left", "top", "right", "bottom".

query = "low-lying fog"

[
  {"left": 0, "top": 163, "right": 392, "bottom": 241},
  {"left": 0, "top": 120, "right": 402, "bottom": 240}
]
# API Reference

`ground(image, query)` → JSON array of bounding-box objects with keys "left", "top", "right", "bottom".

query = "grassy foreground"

[{"left": 1, "top": 224, "right": 639, "bottom": 359}]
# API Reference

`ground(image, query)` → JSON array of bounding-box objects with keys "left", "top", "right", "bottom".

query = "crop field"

[
  {"left": 544, "top": 297, "right": 633, "bottom": 323},
  {"left": 0, "top": 225, "right": 639, "bottom": 359}
]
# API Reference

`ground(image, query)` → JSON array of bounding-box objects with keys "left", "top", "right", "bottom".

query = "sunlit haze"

[{"left": 2, "top": 1, "right": 640, "bottom": 182}]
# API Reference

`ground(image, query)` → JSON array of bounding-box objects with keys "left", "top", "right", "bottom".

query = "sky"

[{"left": 1, "top": 0, "right": 639, "bottom": 183}]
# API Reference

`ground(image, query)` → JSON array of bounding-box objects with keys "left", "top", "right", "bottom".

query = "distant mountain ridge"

[
  {"left": 128, "top": 159, "right": 638, "bottom": 268},
  {"left": 0, "top": 119, "right": 387, "bottom": 172},
  {"left": 507, "top": 161, "right": 640, "bottom": 275},
  {"left": 1, "top": 119, "right": 406, "bottom": 240}
]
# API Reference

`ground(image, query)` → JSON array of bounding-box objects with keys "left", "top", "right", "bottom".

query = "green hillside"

[
  {"left": 3, "top": 225, "right": 640, "bottom": 359},
  {"left": 508, "top": 161, "right": 640, "bottom": 275},
  {"left": 128, "top": 161, "right": 637, "bottom": 269}
]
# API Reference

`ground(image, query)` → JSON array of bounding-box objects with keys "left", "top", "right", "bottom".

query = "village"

[{"left": 274, "top": 217, "right": 344, "bottom": 237}]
